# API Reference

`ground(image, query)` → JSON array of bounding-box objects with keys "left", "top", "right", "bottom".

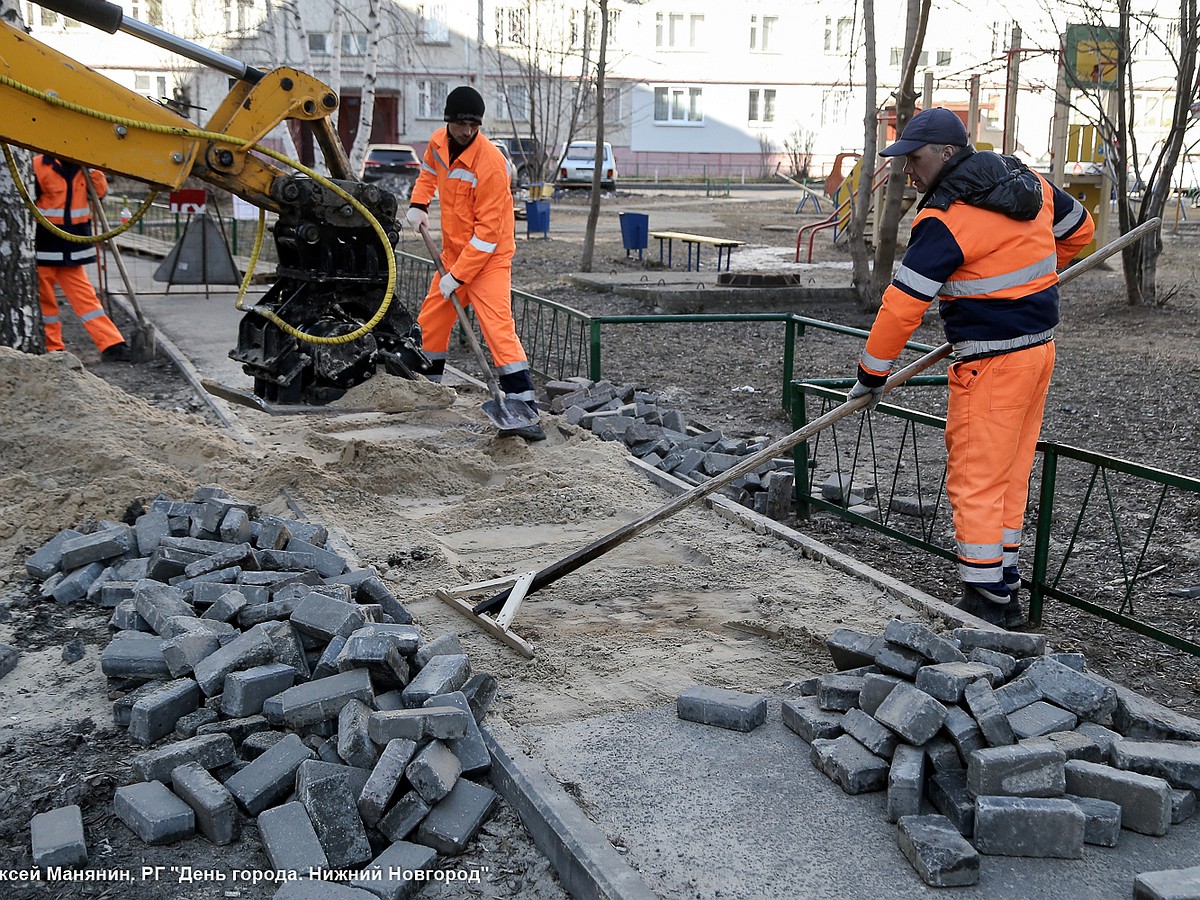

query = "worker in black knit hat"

[{"left": 405, "top": 86, "right": 544, "bottom": 441}]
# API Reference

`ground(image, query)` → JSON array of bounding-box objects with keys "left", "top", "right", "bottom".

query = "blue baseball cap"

[{"left": 880, "top": 108, "right": 969, "bottom": 156}]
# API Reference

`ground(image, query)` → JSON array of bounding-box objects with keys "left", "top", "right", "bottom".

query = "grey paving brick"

[
  {"left": 295, "top": 759, "right": 371, "bottom": 801},
  {"left": 816, "top": 673, "right": 865, "bottom": 712},
  {"left": 286, "top": 537, "right": 347, "bottom": 579},
  {"left": 967, "top": 647, "right": 1018, "bottom": 681},
  {"left": 174, "top": 708, "right": 218, "bottom": 739},
  {"left": 258, "top": 549, "right": 319, "bottom": 572},
  {"left": 882, "top": 620, "right": 966, "bottom": 664},
  {"left": 1065, "top": 794, "right": 1123, "bottom": 846},
  {"left": 129, "top": 678, "right": 201, "bottom": 745},
  {"left": 966, "top": 744, "right": 1067, "bottom": 799},
  {"left": 1020, "top": 729, "right": 1106, "bottom": 763},
  {"left": 257, "top": 801, "right": 329, "bottom": 874},
  {"left": 30, "top": 805, "right": 87, "bottom": 870},
  {"left": 0, "top": 643, "right": 19, "bottom": 679},
  {"left": 874, "top": 642, "right": 927, "bottom": 679},
  {"left": 357, "top": 575, "right": 413, "bottom": 625},
  {"left": 335, "top": 630, "right": 409, "bottom": 688},
  {"left": 358, "top": 739, "right": 418, "bottom": 828},
  {"left": 1112, "top": 689, "right": 1200, "bottom": 742},
  {"left": 896, "top": 814, "right": 979, "bottom": 887},
  {"left": 426, "top": 690, "right": 491, "bottom": 775},
  {"left": 350, "top": 840, "right": 439, "bottom": 900},
  {"left": 1171, "top": 788, "right": 1195, "bottom": 824},
  {"left": 951, "top": 628, "right": 1047, "bottom": 658},
  {"left": 859, "top": 673, "right": 901, "bottom": 717},
  {"left": 825, "top": 628, "right": 884, "bottom": 670},
  {"left": 1008, "top": 701, "right": 1079, "bottom": 739},
  {"left": 27, "top": 529, "right": 84, "bottom": 580},
  {"left": 810, "top": 734, "right": 889, "bottom": 795},
  {"left": 337, "top": 699, "right": 379, "bottom": 769},
  {"left": 1076, "top": 721, "right": 1124, "bottom": 759},
  {"left": 290, "top": 592, "right": 366, "bottom": 641},
  {"left": 413, "top": 632, "right": 464, "bottom": 669},
  {"left": 241, "top": 730, "right": 287, "bottom": 760},
  {"left": 133, "top": 580, "right": 194, "bottom": 635},
  {"left": 51, "top": 561, "right": 105, "bottom": 604},
  {"left": 887, "top": 744, "right": 927, "bottom": 823},
  {"left": 963, "top": 679, "right": 1015, "bottom": 747},
  {"left": 781, "top": 697, "right": 844, "bottom": 743},
  {"left": 225, "top": 733, "right": 316, "bottom": 815},
  {"left": 402, "top": 653, "right": 471, "bottom": 708},
  {"left": 109, "top": 599, "right": 149, "bottom": 632},
  {"left": 1065, "top": 759, "right": 1174, "bottom": 836},
  {"left": 191, "top": 627, "right": 275, "bottom": 696},
  {"left": 262, "top": 668, "right": 374, "bottom": 729},
  {"left": 993, "top": 677, "right": 1043, "bottom": 715},
  {"left": 170, "top": 761, "right": 238, "bottom": 845},
  {"left": 875, "top": 682, "right": 948, "bottom": 745},
  {"left": 222, "top": 662, "right": 296, "bottom": 718},
  {"left": 133, "top": 512, "right": 170, "bottom": 558},
  {"left": 841, "top": 708, "right": 898, "bottom": 759},
  {"left": 132, "top": 733, "right": 236, "bottom": 783},
  {"left": 379, "top": 790, "right": 432, "bottom": 842},
  {"left": 677, "top": 685, "right": 767, "bottom": 732},
  {"left": 925, "top": 736, "right": 964, "bottom": 773},
  {"left": 113, "top": 781, "right": 195, "bottom": 845},
  {"left": 1021, "top": 657, "right": 1119, "bottom": 722},
  {"left": 160, "top": 629, "right": 221, "bottom": 679},
  {"left": 257, "top": 620, "right": 311, "bottom": 681},
  {"left": 101, "top": 632, "right": 172, "bottom": 681},
  {"left": 406, "top": 740, "right": 462, "bottom": 804},
  {"left": 298, "top": 767, "right": 373, "bottom": 869},
  {"left": 199, "top": 588, "right": 249, "bottom": 623},
  {"left": 927, "top": 770, "right": 974, "bottom": 836},
  {"left": 1134, "top": 866, "right": 1200, "bottom": 900},
  {"left": 183, "top": 541, "right": 255, "bottom": 579},
  {"left": 414, "top": 778, "right": 499, "bottom": 856},
  {"left": 915, "top": 662, "right": 1001, "bottom": 704},
  {"left": 1112, "top": 740, "right": 1200, "bottom": 791},
  {"left": 973, "top": 795, "right": 1084, "bottom": 858},
  {"left": 60, "top": 525, "right": 135, "bottom": 569},
  {"left": 238, "top": 596, "right": 304, "bottom": 629},
  {"left": 196, "top": 714, "right": 271, "bottom": 745}
]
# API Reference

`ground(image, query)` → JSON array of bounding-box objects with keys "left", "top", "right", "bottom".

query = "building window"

[
  {"left": 417, "top": 79, "right": 449, "bottom": 119},
  {"left": 497, "top": 85, "right": 530, "bottom": 122},
  {"left": 656, "top": 11, "right": 703, "bottom": 49},
  {"left": 889, "top": 48, "right": 929, "bottom": 67},
  {"left": 824, "top": 16, "right": 855, "bottom": 55},
  {"left": 821, "top": 89, "right": 850, "bottom": 126},
  {"left": 342, "top": 33, "right": 368, "bottom": 56},
  {"left": 570, "top": 7, "right": 619, "bottom": 49},
  {"left": 937, "top": 50, "right": 951, "bottom": 67},
  {"left": 496, "top": 6, "right": 527, "bottom": 47},
  {"left": 223, "top": 0, "right": 252, "bottom": 33},
  {"left": 309, "top": 32, "right": 331, "bottom": 56},
  {"left": 750, "top": 14, "right": 778, "bottom": 52},
  {"left": 748, "top": 88, "right": 776, "bottom": 123},
  {"left": 654, "top": 86, "right": 703, "bottom": 124},
  {"left": 420, "top": 3, "right": 449, "bottom": 44},
  {"left": 130, "top": 0, "right": 163, "bottom": 27}
]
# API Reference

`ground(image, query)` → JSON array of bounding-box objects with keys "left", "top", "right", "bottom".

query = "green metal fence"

[{"left": 791, "top": 381, "right": 1200, "bottom": 656}]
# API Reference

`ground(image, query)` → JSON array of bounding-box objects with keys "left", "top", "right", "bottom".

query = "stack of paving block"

[
  {"left": 24, "top": 485, "right": 501, "bottom": 895},
  {"left": 783, "top": 619, "right": 1200, "bottom": 889},
  {"left": 545, "top": 377, "right": 795, "bottom": 519}
]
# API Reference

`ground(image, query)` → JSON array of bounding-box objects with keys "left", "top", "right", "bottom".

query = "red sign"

[{"left": 169, "top": 189, "right": 207, "bottom": 215}]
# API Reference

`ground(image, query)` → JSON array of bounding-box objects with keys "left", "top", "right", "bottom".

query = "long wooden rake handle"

[{"left": 472, "top": 216, "right": 1161, "bottom": 616}]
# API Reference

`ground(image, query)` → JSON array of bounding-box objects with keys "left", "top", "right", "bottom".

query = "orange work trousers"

[
  {"left": 417, "top": 264, "right": 532, "bottom": 394},
  {"left": 39, "top": 265, "right": 124, "bottom": 354},
  {"left": 944, "top": 341, "right": 1055, "bottom": 585}
]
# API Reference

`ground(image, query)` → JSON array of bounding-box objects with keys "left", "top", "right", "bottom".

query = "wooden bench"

[{"left": 649, "top": 231, "right": 746, "bottom": 272}]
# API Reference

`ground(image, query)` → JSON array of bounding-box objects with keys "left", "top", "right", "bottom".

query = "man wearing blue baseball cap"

[{"left": 847, "top": 108, "right": 1095, "bottom": 628}]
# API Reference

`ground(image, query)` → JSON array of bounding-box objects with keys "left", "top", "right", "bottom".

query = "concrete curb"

[
  {"left": 482, "top": 720, "right": 660, "bottom": 900},
  {"left": 625, "top": 455, "right": 1001, "bottom": 633}
]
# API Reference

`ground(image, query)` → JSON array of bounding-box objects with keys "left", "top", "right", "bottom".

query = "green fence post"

[
  {"left": 1030, "top": 445, "right": 1058, "bottom": 626},
  {"left": 792, "top": 386, "right": 811, "bottom": 519},
  {"left": 589, "top": 319, "right": 602, "bottom": 382},
  {"left": 782, "top": 319, "right": 796, "bottom": 413}
]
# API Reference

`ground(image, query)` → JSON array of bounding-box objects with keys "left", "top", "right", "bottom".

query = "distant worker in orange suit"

[
  {"left": 34, "top": 154, "right": 130, "bottom": 361},
  {"left": 405, "top": 85, "right": 544, "bottom": 441},
  {"left": 847, "top": 109, "right": 1095, "bottom": 629}
]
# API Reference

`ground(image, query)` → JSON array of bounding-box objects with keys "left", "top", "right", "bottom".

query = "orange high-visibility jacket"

[
  {"left": 33, "top": 154, "right": 108, "bottom": 267},
  {"left": 859, "top": 155, "right": 1094, "bottom": 380},
  {"left": 410, "top": 128, "right": 515, "bottom": 283}
]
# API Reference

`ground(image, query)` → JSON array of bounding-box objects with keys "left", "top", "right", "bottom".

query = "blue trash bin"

[
  {"left": 619, "top": 212, "right": 649, "bottom": 259},
  {"left": 525, "top": 200, "right": 550, "bottom": 239}
]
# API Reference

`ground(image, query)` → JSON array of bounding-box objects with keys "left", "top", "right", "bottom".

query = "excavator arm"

[{"left": 0, "top": 0, "right": 428, "bottom": 403}]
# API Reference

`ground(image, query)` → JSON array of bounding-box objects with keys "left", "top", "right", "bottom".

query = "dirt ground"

[{"left": 1, "top": 185, "right": 1197, "bottom": 898}]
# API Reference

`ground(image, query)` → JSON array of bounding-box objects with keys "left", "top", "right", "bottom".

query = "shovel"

[
  {"left": 416, "top": 222, "right": 540, "bottom": 432},
  {"left": 469, "top": 216, "right": 1162, "bottom": 619},
  {"left": 85, "top": 171, "right": 157, "bottom": 362}
]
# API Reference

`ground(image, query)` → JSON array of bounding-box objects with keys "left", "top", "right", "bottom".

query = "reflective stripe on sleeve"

[
  {"left": 469, "top": 235, "right": 497, "bottom": 253},
  {"left": 940, "top": 253, "right": 1057, "bottom": 296},
  {"left": 894, "top": 265, "right": 943, "bottom": 299},
  {"left": 1053, "top": 199, "right": 1086, "bottom": 237},
  {"left": 859, "top": 350, "right": 895, "bottom": 373}
]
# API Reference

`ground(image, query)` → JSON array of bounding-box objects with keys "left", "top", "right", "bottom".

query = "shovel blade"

[
  {"left": 129, "top": 324, "right": 158, "bottom": 363},
  {"left": 482, "top": 398, "right": 539, "bottom": 431}
]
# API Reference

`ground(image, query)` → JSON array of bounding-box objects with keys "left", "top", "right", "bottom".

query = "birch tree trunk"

[
  {"left": 580, "top": 0, "right": 608, "bottom": 272},
  {"left": 348, "top": 0, "right": 382, "bottom": 175},
  {"left": 849, "top": 0, "right": 877, "bottom": 303},
  {"left": 0, "top": 0, "right": 42, "bottom": 353}
]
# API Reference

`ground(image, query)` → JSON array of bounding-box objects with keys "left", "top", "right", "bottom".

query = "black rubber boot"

[
  {"left": 1002, "top": 567, "right": 1028, "bottom": 628},
  {"left": 954, "top": 583, "right": 1007, "bottom": 626}
]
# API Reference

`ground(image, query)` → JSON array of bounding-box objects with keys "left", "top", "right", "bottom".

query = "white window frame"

[
  {"left": 824, "top": 16, "right": 854, "bottom": 55},
  {"left": 417, "top": 79, "right": 450, "bottom": 119},
  {"left": 654, "top": 85, "right": 704, "bottom": 125},
  {"left": 821, "top": 89, "right": 851, "bottom": 127},
  {"left": 420, "top": 3, "right": 449, "bottom": 44},
  {"left": 748, "top": 87, "right": 776, "bottom": 124},
  {"left": 341, "top": 33, "right": 368, "bottom": 56},
  {"left": 497, "top": 85, "right": 530, "bottom": 122},
  {"left": 750, "top": 14, "right": 778, "bottom": 52},
  {"left": 309, "top": 32, "right": 332, "bottom": 56},
  {"left": 656, "top": 11, "right": 702, "bottom": 49},
  {"left": 496, "top": 6, "right": 527, "bottom": 47}
]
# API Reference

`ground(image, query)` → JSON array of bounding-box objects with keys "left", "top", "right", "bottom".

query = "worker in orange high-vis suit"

[
  {"left": 848, "top": 109, "right": 1094, "bottom": 629},
  {"left": 405, "top": 86, "right": 544, "bottom": 441},
  {"left": 34, "top": 155, "right": 130, "bottom": 361}
]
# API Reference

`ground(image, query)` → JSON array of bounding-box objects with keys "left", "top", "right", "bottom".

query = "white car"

[{"left": 556, "top": 141, "right": 617, "bottom": 190}]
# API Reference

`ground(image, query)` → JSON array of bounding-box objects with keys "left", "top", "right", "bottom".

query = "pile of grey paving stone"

[
  {"left": 678, "top": 619, "right": 1200, "bottom": 896},
  {"left": 545, "top": 377, "right": 795, "bottom": 519},
  {"left": 21, "top": 486, "right": 501, "bottom": 898}
]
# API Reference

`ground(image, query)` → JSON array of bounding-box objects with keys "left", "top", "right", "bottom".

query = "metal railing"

[{"left": 791, "top": 381, "right": 1200, "bottom": 656}]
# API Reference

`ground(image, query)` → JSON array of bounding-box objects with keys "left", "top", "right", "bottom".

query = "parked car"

[
  {"left": 490, "top": 139, "right": 520, "bottom": 190},
  {"left": 488, "top": 134, "right": 552, "bottom": 185},
  {"left": 556, "top": 140, "right": 617, "bottom": 190},
  {"left": 360, "top": 143, "right": 420, "bottom": 199}
]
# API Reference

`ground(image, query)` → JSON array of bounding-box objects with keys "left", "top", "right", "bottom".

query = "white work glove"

[
  {"left": 405, "top": 207, "right": 428, "bottom": 231},
  {"left": 438, "top": 271, "right": 461, "bottom": 298},
  {"left": 848, "top": 379, "right": 884, "bottom": 410}
]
